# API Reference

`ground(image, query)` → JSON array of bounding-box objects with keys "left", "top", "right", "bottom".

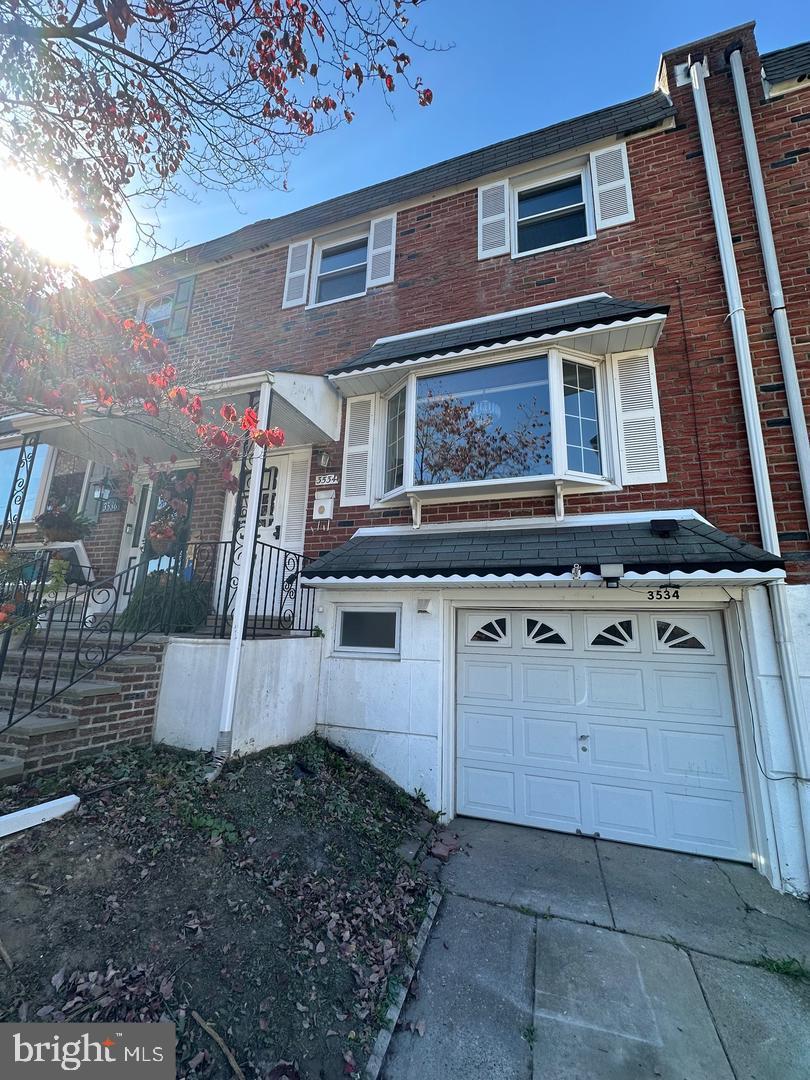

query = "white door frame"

[{"left": 439, "top": 589, "right": 770, "bottom": 875}]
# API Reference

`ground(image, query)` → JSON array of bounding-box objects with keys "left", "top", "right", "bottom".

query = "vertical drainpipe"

[
  {"left": 206, "top": 377, "right": 274, "bottom": 779},
  {"left": 689, "top": 54, "right": 810, "bottom": 888},
  {"left": 728, "top": 46, "right": 810, "bottom": 531}
]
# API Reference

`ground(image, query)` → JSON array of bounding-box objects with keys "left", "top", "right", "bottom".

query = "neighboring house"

[{"left": 2, "top": 23, "right": 810, "bottom": 894}]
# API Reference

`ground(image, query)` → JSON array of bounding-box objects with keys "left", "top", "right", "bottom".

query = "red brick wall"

[{"left": 126, "top": 25, "right": 810, "bottom": 580}]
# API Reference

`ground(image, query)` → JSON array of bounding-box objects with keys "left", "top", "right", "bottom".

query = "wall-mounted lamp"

[
  {"left": 599, "top": 562, "right": 624, "bottom": 589},
  {"left": 319, "top": 450, "right": 331, "bottom": 468}
]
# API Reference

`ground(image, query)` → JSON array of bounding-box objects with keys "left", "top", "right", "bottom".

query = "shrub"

[{"left": 116, "top": 570, "right": 210, "bottom": 633}]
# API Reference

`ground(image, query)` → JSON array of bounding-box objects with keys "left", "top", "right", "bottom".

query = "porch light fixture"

[
  {"left": 319, "top": 450, "right": 331, "bottom": 468},
  {"left": 599, "top": 562, "right": 624, "bottom": 588}
]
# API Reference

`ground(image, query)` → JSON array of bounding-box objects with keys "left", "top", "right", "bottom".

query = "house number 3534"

[{"left": 647, "top": 588, "right": 680, "bottom": 600}]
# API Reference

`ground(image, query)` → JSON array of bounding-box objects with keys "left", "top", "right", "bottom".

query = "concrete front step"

[
  {"left": 4, "top": 652, "right": 159, "bottom": 680},
  {"left": 0, "top": 754, "right": 24, "bottom": 783},
  {"left": 0, "top": 678, "right": 121, "bottom": 710},
  {"left": 0, "top": 714, "right": 78, "bottom": 737}
]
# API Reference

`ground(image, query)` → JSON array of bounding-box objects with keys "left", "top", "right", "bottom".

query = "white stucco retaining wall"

[
  {"left": 154, "top": 636, "right": 320, "bottom": 754},
  {"left": 315, "top": 588, "right": 444, "bottom": 809}
]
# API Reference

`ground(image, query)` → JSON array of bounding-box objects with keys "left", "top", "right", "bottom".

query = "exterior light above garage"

[{"left": 599, "top": 562, "right": 624, "bottom": 587}]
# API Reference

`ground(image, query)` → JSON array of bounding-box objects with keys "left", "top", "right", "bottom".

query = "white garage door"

[{"left": 456, "top": 610, "right": 751, "bottom": 860}]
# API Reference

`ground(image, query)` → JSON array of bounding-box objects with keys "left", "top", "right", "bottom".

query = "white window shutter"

[
  {"left": 590, "top": 144, "right": 635, "bottom": 228},
  {"left": 367, "top": 214, "right": 396, "bottom": 287},
  {"left": 281, "top": 451, "right": 311, "bottom": 551},
  {"left": 282, "top": 239, "right": 312, "bottom": 308},
  {"left": 612, "top": 352, "right": 667, "bottom": 485},
  {"left": 341, "top": 395, "right": 375, "bottom": 506},
  {"left": 477, "top": 180, "right": 510, "bottom": 258}
]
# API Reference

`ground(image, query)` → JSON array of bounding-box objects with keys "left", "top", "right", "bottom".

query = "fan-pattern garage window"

[
  {"left": 469, "top": 617, "right": 508, "bottom": 644},
  {"left": 656, "top": 621, "right": 706, "bottom": 650},
  {"left": 590, "top": 619, "right": 635, "bottom": 647},
  {"left": 525, "top": 619, "right": 567, "bottom": 646}
]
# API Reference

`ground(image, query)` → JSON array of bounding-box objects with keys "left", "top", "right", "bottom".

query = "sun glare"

[{"left": 0, "top": 165, "right": 106, "bottom": 278}]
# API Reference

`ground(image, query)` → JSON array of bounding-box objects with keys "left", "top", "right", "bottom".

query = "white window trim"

[
  {"left": 333, "top": 603, "right": 402, "bottom": 659},
  {"left": 307, "top": 230, "right": 369, "bottom": 310},
  {"left": 510, "top": 165, "right": 596, "bottom": 260},
  {"left": 373, "top": 345, "right": 612, "bottom": 502},
  {"left": 30, "top": 445, "right": 57, "bottom": 519}
]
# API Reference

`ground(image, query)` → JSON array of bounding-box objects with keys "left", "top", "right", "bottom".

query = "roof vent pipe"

[
  {"left": 727, "top": 46, "right": 810, "bottom": 534},
  {"left": 687, "top": 55, "right": 780, "bottom": 557}
]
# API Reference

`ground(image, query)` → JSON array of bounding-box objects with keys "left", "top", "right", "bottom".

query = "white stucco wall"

[
  {"left": 741, "top": 585, "right": 810, "bottom": 895},
  {"left": 787, "top": 583, "right": 810, "bottom": 731},
  {"left": 154, "top": 636, "right": 320, "bottom": 754},
  {"left": 315, "top": 588, "right": 444, "bottom": 809}
]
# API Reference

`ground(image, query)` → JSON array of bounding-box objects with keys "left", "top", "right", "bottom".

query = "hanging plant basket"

[
  {"left": 35, "top": 507, "right": 93, "bottom": 543},
  {"left": 149, "top": 537, "right": 176, "bottom": 557}
]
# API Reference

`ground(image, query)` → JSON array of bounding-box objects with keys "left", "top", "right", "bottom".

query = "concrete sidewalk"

[{"left": 383, "top": 819, "right": 810, "bottom": 1080}]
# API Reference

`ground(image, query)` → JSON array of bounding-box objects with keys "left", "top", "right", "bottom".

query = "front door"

[
  {"left": 116, "top": 477, "right": 155, "bottom": 585},
  {"left": 221, "top": 449, "right": 311, "bottom": 631}
]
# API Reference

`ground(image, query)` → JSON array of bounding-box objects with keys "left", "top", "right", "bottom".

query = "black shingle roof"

[
  {"left": 330, "top": 297, "right": 669, "bottom": 374},
  {"left": 111, "top": 91, "right": 674, "bottom": 286},
  {"left": 762, "top": 42, "right": 810, "bottom": 84},
  {"left": 301, "top": 520, "right": 782, "bottom": 580}
]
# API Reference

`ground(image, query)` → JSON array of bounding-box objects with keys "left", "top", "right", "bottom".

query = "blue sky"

[{"left": 139, "top": 1, "right": 809, "bottom": 263}]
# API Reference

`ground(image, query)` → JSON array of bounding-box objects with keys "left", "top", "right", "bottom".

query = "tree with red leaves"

[{"left": 0, "top": 0, "right": 436, "bottom": 475}]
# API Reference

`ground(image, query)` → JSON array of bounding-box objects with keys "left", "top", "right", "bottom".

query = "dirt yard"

[{"left": 0, "top": 738, "right": 434, "bottom": 1079}]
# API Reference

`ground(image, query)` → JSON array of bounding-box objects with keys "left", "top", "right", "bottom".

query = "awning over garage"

[{"left": 302, "top": 517, "right": 784, "bottom": 585}]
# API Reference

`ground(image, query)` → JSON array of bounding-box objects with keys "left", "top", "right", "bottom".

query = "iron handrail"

[{"left": 0, "top": 538, "right": 316, "bottom": 731}]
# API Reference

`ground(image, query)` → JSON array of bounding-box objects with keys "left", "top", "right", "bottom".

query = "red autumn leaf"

[
  {"left": 220, "top": 403, "right": 237, "bottom": 422},
  {"left": 144, "top": 400, "right": 159, "bottom": 416},
  {"left": 241, "top": 406, "right": 259, "bottom": 430}
]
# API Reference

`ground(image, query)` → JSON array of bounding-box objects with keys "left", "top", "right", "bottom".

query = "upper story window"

[
  {"left": 340, "top": 343, "right": 667, "bottom": 510},
  {"left": 516, "top": 174, "right": 590, "bottom": 254},
  {"left": 478, "top": 143, "right": 634, "bottom": 260},
  {"left": 140, "top": 277, "right": 195, "bottom": 341},
  {"left": 314, "top": 237, "right": 369, "bottom": 305},
  {"left": 282, "top": 213, "right": 396, "bottom": 310}
]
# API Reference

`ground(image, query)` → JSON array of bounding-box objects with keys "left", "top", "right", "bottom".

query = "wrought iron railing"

[{"left": 0, "top": 539, "right": 315, "bottom": 731}]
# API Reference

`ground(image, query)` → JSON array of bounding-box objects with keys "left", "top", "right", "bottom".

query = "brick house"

[{"left": 2, "top": 23, "right": 810, "bottom": 894}]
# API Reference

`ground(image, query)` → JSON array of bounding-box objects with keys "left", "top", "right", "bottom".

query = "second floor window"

[
  {"left": 516, "top": 175, "right": 590, "bottom": 254},
  {"left": 140, "top": 277, "right": 195, "bottom": 341},
  {"left": 314, "top": 237, "right": 369, "bottom": 305}
]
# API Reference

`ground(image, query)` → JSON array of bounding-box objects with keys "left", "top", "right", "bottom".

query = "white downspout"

[
  {"left": 206, "top": 377, "right": 273, "bottom": 780},
  {"left": 728, "top": 47, "right": 810, "bottom": 531},
  {"left": 688, "top": 58, "right": 779, "bottom": 556},
  {"left": 689, "top": 56, "right": 810, "bottom": 888}
]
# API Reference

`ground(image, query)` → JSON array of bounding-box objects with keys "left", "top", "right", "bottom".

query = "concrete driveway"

[{"left": 383, "top": 819, "right": 810, "bottom": 1080}]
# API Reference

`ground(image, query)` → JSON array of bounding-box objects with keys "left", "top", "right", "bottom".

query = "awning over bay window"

[{"left": 329, "top": 294, "right": 669, "bottom": 395}]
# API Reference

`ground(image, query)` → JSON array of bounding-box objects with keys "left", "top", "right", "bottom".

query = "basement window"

[{"left": 335, "top": 606, "right": 400, "bottom": 656}]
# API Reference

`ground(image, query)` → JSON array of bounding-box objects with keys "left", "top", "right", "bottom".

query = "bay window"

[{"left": 378, "top": 349, "right": 606, "bottom": 499}]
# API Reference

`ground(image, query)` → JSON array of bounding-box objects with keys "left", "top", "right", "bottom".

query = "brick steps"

[
  {"left": 0, "top": 637, "right": 167, "bottom": 781},
  {"left": 0, "top": 754, "right": 24, "bottom": 783}
]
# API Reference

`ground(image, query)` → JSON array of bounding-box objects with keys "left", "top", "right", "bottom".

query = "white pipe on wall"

[
  {"left": 690, "top": 55, "right": 810, "bottom": 890},
  {"left": 728, "top": 47, "right": 810, "bottom": 533},
  {"left": 688, "top": 58, "right": 780, "bottom": 557}
]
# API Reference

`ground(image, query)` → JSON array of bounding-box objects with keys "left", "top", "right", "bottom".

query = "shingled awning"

[
  {"left": 301, "top": 519, "right": 783, "bottom": 585},
  {"left": 329, "top": 296, "right": 669, "bottom": 393}
]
